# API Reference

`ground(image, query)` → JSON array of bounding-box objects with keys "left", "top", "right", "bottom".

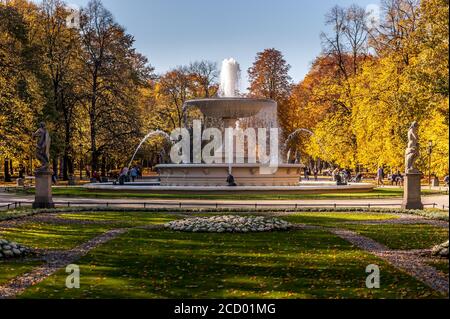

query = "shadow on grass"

[{"left": 20, "top": 229, "right": 443, "bottom": 299}]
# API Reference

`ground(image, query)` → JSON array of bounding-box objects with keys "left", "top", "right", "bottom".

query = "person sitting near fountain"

[
  {"left": 342, "top": 169, "right": 351, "bottom": 183},
  {"left": 227, "top": 174, "right": 237, "bottom": 187},
  {"left": 335, "top": 173, "right": 346, "bottom": 186},
  {"left": 130, "top": 166, "right": 138, "bottom": 182},
  {"left": 92, "top": 171, "right": 100, "bottom": 183},
  {"left": 334, "top": 170, "right": 348, "bottom": 186},
  {"left": 118, "top": 166, "right": 129, "bottom": 185}
]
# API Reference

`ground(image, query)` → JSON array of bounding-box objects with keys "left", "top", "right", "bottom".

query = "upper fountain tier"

[
  {"left": 184, "top": 58, "right": 276, "bottom": 126},
  {"left": 184, "top": 97, "right": 276, "bottom": 120}
]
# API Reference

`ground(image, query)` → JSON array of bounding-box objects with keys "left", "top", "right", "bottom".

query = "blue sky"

[{"left": 35, "top": 0, "right": 379, "bottom": 87}]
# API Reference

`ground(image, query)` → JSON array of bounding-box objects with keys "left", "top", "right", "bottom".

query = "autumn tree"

[
  {"left": 287, "top": 56, "right": 349, "bottom": 163},
  {"left": 189, "top": 60, "right": 219, "bottom": 98},
  {"left": 38, "top": 0, "right": 82, "bottom": 180},
  {"left": 368, "top": 0, "right": 420, "bottom": 65},
  {"left": 303, "top": 0, "right": 448, "bottom": 175},
  {"left": 248, "top": 48, "right": 292, "bottom": 101},
  {"left": 156, "top": 66, "right": 192, "bottom": 130},
  {"left": 78, "top": 0, "right": 153, "bottom": 172},
  {"left": 302, "top": 4, "right": 370, "bottom": 169},
  {"left": 247, "top": 48, "right": 292, "bottom": 147},
  {"left": 152, "top": 61, "right": 218, "bottom": 132},
  {"left": 321, "top": 5, "right": 369, "bottom": 79},
  {"left": 0, "top": 0, "right": 45, "bottom": 180}
]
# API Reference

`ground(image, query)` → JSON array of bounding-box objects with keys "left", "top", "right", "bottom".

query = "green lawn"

[
  {"left": 280, "top": 212, "right": 400, "bottom": 227},
  {"left": 428, "top": 260, "right": 449, "bottom": 275},
  {"left": 10, "top": 186, "right": 445, "bottom": 200},
  {"left": 341, "top": 224, "right": 449, "bottom": 250},
  {"left": 0, "top": 222, "right": 116, "bottom": 250},
  {"left": 278, "top": 213, "right": 449, "bottom": 250},
  {"left": 0, "top": 210, "right": 447, "bottom": 299},
  {"left": 0, "top": 260, "right": 42, "bottom": 285},
  {"left": 20, "top": 228, "right": 442, "bottom": 299},
  {"left": 57, "top": 211, "right": 183, "bottom": 227},
  {"left": 0, "top": 209, "right": 36, "bottom": 222}
]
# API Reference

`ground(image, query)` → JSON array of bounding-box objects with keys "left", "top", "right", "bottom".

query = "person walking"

[
  {"left": 313, "top": 168, "right": 319, "bottom": 181},
  {"left": 51, "top": 172, "right": 58, "bottom": 185},
  {"left": 376, "top": 167, "right": 384, "bottom": 186},
  {"left": 304, "top": 168, "right": 310, "bottom": 181}
]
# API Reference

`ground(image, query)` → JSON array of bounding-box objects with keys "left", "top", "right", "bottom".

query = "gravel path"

[
  {"left": 331, "top": 228, "right": 449, "bottom": 295},
  {"left": 0, "top": 228, "right": 128, "bottom": 299}
]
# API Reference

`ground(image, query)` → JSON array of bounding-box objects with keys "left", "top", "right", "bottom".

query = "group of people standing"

[
  {"left": 303, "top": 167, "right": 319, "bottom": 181},
  {"left": 303, "top": 167, "right": 364, "bottom": 185},
  {"left": 376, "top": 167, "right": 404, "bottom": 186},
  {"left": 331, "top": 168, "right": 363, "bottom": 185},
  {"left": 118, "top": 165, "right": 141, "bottom": 184}
]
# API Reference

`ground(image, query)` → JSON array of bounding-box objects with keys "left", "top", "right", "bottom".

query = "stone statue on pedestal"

[
  {"left": 32, "top": 122, "right": 54, "bottom": 209},
  {"left": 405, "top": 121, "right": 420, "bottom": 174},
  {"left": 33, "top": 122, "right": 51, "bottom": 172},
  {"left": 402, "top": 121, "right": 423, "bottom": 210}
]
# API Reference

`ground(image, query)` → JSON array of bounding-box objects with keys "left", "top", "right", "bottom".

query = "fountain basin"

[
  {"left": 156, "top": 164, "right": 304, "bottom": 186},
  {"left": 185, "top": 98, "right": 275, "bottom": 120}
]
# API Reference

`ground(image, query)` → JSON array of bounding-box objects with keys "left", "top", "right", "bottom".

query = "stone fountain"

[
  {"left": 156, "top": 58, "right": 303, "bottom": 187},
  {"left": 85, "top": 58, "right": 375, "bottom": 194}
]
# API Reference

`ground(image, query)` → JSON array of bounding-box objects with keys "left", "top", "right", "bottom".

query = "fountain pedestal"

[{"left": 157, "top": 164, "right": 302, "bottom": 187}]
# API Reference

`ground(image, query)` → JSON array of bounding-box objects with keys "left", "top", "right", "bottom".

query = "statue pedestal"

[
  {"left": 33, "top": 170, "right": 55, "bottom": 209},
  {"left": 402, "top": 173, "right": 423, "bottom": 210}
]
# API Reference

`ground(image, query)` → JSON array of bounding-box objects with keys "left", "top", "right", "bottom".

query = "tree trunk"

[
  {"left": 90, "top": 111, "right": 98, "bottom": 172},
  {"left": 4, "top": 159, "right": 11, "bottom": 182},
  {"left": 9, "top": 159, "right": 13, "bottom": 176},
  {"left": 90, "top": 70, "right": 98, "bottom": 172},
  {"left": 91, "top": 149, "right": 98, "bottom": 173},
  {"left": 59, "top": 157, "right": 64, "bottom": 178},
  {"left": 68, "top": 156, "right": 74, "bottom": 176},
  {"left": 52, "top": 158, "right": 58, "bottom": 177},
  {"left": 62, "top": 104, "right": 73, "bottom": 180},
  {"left": 62, "top": 155, "right": 69, "bottom": 181},
  {"left": 101, "top": 155, "right": 106, "bottom": 177},
  {"left": 9, "top": 159, "right": 14, "bottom": 176}
]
